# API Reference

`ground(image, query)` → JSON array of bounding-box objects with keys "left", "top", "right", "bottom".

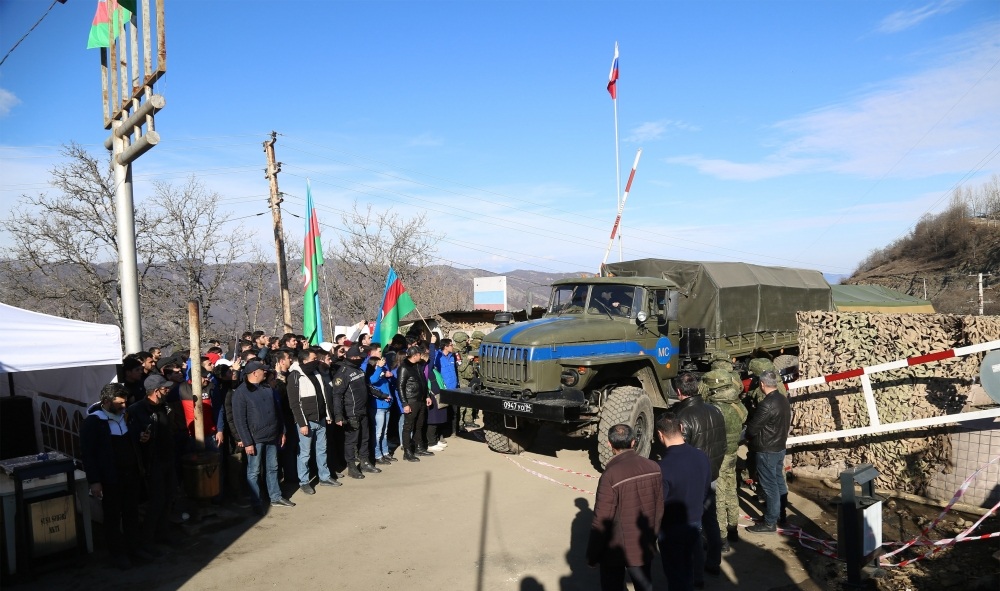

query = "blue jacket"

[
  {"left": 434, "top": 350, "right": 459, "bottom": 389},
  {"left": 369, "top": 364, "right": 396, "bottom": 410},
  {"left": 231, "top": 380, "right": 284, "bottom": 446}
]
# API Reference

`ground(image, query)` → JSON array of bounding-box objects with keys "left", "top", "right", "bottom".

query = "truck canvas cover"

[
  {"left": 832, "top": 284, "right": 935, "bottom": 313},
  {"left": 603, "top": 259, "right": 833, "bottom": 339}
]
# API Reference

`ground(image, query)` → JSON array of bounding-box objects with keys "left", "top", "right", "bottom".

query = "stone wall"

[{"left": 789, "top": 312, "right": 1000, "bottom": 507}]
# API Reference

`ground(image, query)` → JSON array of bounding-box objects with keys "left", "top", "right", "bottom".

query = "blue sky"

[{"left": 1, "top": 0, "right": 998, "bottom": 279}]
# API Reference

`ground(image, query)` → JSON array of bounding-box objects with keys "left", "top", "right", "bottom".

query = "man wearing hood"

[
  {"left": 703, "top": 369, "right": 749, "bottom": 551},
  {"left": 331, "top": 345, "right": 382, "bottom": 478},
  {"left": 81, "top": 383, "right": 152, "bottom": 569}
]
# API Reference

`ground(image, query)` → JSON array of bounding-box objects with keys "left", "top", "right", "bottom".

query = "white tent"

[{"left": 0, "top": 303, "right": 122, "bottom": 456}]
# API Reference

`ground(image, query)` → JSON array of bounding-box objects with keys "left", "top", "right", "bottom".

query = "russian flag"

[{"left": 607, "top": 42, "right": 619, "bottom": 99}]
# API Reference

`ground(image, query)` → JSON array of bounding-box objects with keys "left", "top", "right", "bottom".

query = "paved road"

[{"left": 16, "top": 428, "right": 841, "bottom": 591}]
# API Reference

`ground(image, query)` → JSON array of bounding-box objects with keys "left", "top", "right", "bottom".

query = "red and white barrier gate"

[{"left": 786, "top": 339, "right": 1000, "bottom": 446}]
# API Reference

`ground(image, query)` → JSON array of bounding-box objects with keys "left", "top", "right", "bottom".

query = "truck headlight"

[{"left": 560, "top": 369, "right": 579, "bottom": 387}]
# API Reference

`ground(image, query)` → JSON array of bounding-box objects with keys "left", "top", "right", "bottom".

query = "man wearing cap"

[
  {"left": 231, "top": 360, "right": 294, "bottom": 513},
  {"left": 702, "top": 369, "right": 748, "bottom": 550},
  {"left": 128, "top": 374, "right": 177, "bottom": 551},
  {"left": 745, "top": 370, "right": 791, "bottom": 533},
  {"left": 331, "top": 345, "right": 381, "bottom": 478}
]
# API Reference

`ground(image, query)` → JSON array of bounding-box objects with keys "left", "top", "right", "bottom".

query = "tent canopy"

[
  {"left": 0, "top": 302, "right": 123, "bottom": 373},
  {"left": 832, "top": 284, "right": 936, "bottom": 313}
]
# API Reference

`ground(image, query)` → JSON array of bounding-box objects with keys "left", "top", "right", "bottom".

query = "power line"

[{"left": 0, "top": 0, "right": 61, "bottom": 68}]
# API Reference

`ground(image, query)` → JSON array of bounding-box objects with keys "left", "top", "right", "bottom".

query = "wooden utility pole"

[{"left": 264, "top": 132, "right": 293, "bottom": 333}]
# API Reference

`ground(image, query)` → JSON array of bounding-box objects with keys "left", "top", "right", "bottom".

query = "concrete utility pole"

[
  {"left": 264, "top": 132, "right": 293, "bottom": 333},
  {"left": 97, "top": 0, "right": 167, "bottom": 353},
  {"left": 969, "top": 273, "right": 991, "bottom": 315}
]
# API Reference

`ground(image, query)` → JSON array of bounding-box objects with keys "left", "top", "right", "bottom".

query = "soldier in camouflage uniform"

[
  {"left": 699, "top": 349, "right": 743, "bottom": 398},
  {"left": 456, "top": 330, "right": 485, "bottom": 429},
  {"left": 703, "top": 369, "right": 749, "bottom": 551}
]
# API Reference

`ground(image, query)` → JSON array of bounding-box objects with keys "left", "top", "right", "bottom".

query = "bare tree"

[
  {"left": 325, "top": 201, "right": 442, "bottom": 323},
  {"left": 0, "top": 143, "right": 162, "bottom": 329},
  {"left": 142, "top": 177, "right": 250, "bottom": 347}
]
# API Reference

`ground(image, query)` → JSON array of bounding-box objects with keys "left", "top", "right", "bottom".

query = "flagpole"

[
  {"left": 614, "top": 96, "right": 622, "bottom": 262},
  {"left": 609, "top": 41, "right": 623, "bottom": 262},
  {"left": 411, "top": 304, "right": 435, "bottom": 337}
]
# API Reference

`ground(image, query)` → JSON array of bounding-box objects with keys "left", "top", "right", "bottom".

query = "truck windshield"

[
  {"left": 549, "top": 284, "right": 637, "bottom": 317},
  {"left": 550, "top": 284, "right": 589, "bottom": 314}
]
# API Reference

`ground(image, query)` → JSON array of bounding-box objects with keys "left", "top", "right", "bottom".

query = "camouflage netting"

[{"left": 789, "top": 312, "right": 1000, "bottom": 494}]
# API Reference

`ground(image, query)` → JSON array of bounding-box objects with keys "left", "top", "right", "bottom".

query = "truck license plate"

[{"left": 502, "top": 400, "right": 533, "bottom": 413}]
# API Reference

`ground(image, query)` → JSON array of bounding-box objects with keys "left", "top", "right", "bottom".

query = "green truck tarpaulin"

[{"left": 603, "top": 259, "right": 834, "bottom": 339}]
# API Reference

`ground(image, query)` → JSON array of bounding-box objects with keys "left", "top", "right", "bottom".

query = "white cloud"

[
  {"left": 623, "top": 119, "right": 698, "bottom": 144},
  {"left": 877, "top": 0, "right": 962, "bottom": 34},
  {"left": 0, "top": 88, "right": 20, "bottom": 117},
  {"left": 670, "top": 21, "right": 1000, "bottom": 182}
]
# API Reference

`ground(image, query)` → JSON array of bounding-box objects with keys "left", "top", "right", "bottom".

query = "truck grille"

[{"left": 480, "top": 344, "right": 530, "bottom": 385}]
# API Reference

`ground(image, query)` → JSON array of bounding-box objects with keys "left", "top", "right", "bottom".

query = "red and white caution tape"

[
  {"left": 880, "top": 454, "right": 1000, "bottom": 567},
  {"left": 525, "top": 458, "right": 600, "bottom": 480},
  {"left": 788, "top": 339, "right": 1000, "bottom": 390},
  {"left": 504, "top": 456, "right": 595, "bottom": 496}
]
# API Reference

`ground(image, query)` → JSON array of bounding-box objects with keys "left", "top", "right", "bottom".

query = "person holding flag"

[{"left": 373, "top": 267, "right": 416, "bottom": 349}]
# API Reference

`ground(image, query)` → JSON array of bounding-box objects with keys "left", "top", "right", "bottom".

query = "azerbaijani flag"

[
  {"left": 373, "top": 267, "right": 416, "bottom": 349},
  {"left": 302, "top": 181, "right": 324, "bottom": 345},
  {"left": 87, "top": 0, "right": 133, "bottom": 49},
  {"left": 607, "top": 42, "right": 619, "bottom": 99}
]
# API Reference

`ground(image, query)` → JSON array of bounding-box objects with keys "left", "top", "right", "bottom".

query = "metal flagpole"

[{"left": 611, "top": 42, "right": 622, "bottom": 262}]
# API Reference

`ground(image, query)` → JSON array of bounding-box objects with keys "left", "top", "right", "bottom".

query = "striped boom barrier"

[{"left": 786, "top": 339, "right": 1000, "bottom": 446}]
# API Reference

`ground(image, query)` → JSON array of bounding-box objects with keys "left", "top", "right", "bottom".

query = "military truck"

[{"left": 439, "top": 259, "right": 833, "bottom": 467}]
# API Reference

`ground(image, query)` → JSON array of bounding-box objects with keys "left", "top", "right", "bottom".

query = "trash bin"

[{"left": 181, "top": 452, "right": 220, "bottom": 498}]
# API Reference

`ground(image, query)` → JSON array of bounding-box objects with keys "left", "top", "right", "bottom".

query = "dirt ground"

[{"left": 6, "top": 427, "right": 998, "bottom": 591}]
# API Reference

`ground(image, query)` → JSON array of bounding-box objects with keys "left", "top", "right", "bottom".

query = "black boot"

[
  {"left": 778, "top": 493, "right": 788, "bottom": 525},
  {"left": 727, "top": 525, "right": 740, "bottom": 544},
  {"left": 403, "top": 450, "right": 420, "bottom": 462},
  {"left": 347, "top": 463, "right": 365, "bottom": 479},
  {"left": 360, "top": 461, "right": 382, "bottom": 474}
]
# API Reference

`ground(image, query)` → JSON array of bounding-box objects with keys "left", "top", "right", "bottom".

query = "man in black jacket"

[
  {"left": 745, "top": 370, "right": 791, "bottom": 533},
  {"left": 127, "top": 375, "right": 176, "bottom": 552},
  {"left": 332, "top": 345, "right": 381, "bottom": 478},
  {"left": 398, "top": 345, "right": 433, "bottom": 461},
  {"left": 668, "top": 372, "right": 727, "bottom": 582}
]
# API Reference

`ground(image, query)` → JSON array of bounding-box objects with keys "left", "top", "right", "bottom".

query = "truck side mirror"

[{"left": 666, "top": 291, "right": 680, "bottom": 321}]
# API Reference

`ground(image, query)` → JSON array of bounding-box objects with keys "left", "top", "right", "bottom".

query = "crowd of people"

[
  {"left": 80, "top": 326, "right": 486, "bottom": 569},
  {"left": 586, "top": 353, "right": 792, "bottom": 591}
]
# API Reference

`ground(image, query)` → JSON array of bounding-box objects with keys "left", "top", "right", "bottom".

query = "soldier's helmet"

[
  {"left": 709, "top": 350, "right": 731, "bottom": 363},
  {"left": 702, "top": 369, "right": 734, "bottom": 391},
  {"left": 471, "top": 330, "right": 486, "bottom": 341},
  {"left": 748, "top": 357, "right": 777, "bottom": 377},
  {"left": 452, "top": 331, "right": 469, "bottom": 343}
]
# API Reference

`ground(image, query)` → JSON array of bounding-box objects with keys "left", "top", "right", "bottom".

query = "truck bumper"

[{"left": 440, "top": 388, "right": 582, "bottom": 423}]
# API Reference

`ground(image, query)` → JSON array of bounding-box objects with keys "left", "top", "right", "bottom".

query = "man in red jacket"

[{"left": 586, "top": 424, "right": 664, "bottom": 591}]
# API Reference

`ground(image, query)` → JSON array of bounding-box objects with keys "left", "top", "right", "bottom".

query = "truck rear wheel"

[
  {"left": 597, "top": 386, "right": 654, "bottom": 469},
  {"left": 482, "top": 412, "right": 539, "bottom": 454}
]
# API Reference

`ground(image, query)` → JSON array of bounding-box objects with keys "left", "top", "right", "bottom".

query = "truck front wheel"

[
  {"left": 482, "top": 412, "right": 539, "bottom": 455},
  {"left": 597, "top": 386, "right": 654, "bottom": 469}
]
